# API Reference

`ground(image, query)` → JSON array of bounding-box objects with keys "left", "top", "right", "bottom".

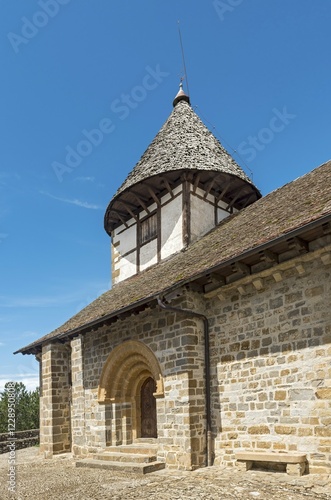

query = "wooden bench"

[{"left": 235, "top": 452, "right": 307, "bottom": 476}]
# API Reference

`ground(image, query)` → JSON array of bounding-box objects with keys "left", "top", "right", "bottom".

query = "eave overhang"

[
  {"left": 16, "top": 212, "right": 331, "bottom": 356},
  {"left": 104, "top": 169, "right": 261, "bottom": 235}
]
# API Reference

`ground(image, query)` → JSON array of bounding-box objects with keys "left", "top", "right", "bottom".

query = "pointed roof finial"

[{"left": 173, "top": 80, "right": 190, "bottom": 107}]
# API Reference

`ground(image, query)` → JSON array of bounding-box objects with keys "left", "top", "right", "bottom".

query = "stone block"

[
  {"left": 275, "top": 390, "right": 286, "bottom": 400},
  {"left": 316, "top": 388, "right": 331, "bottom": 399},
  {"left": 236, "top": 460, "right": 253, "bottom": 472},
  {"left": 248, "top": 425, "right": 270, "bottom": 435},
  {"left": 286, "top": 462, "right": 306, "bottom": 476},
  {"left": 289, "top": 389, "right": 315, "bottom": 401},
  {"left": 275, "top": 426, "right": 296, "bottom": 435},
  {"left": 315, "top": 427, "right": 331, "bottom": 437}
]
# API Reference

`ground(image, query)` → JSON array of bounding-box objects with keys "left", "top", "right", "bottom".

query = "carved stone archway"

[{"left": 98, "top": 341, "right": 164, "bottom": 444}]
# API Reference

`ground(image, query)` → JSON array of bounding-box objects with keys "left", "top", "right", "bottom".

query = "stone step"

[
  {"left": 94, "top": 451, "right": 157, "bottom": 463},
  {"left": 105, "top": 445, "right": 157, "bottom": 455},
  {"left": 76, "top": 459, "right": 165, "bottom": 474},
  {"left": 134, "top": 438, "right": 157, "bottom": 444}
]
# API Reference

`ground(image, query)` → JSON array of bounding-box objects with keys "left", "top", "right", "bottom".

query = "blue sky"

[{"left": 0, "top": 1, "right": 330, "bottom": 391}]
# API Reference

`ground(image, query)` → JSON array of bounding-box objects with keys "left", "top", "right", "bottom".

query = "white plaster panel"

[
  {"left": 194, "top": 185, "right": 214, "bottom": 204},
  {"left": 217, "top": 199, "right": 228, "bottom": 210},
  {"left": 116, "top": 223, "right": 137, "bottom": 255},
  {"left": 217, "top": 207, "right": 229, "bottom": 223},
  {"left": 161, "top": 184, "right": 183, "bottom": 205},
  {"left": 140, "top": 240, "right": 158, "bottom": 271},
  {"left": 118, "top": 250, "right": 137, "bottom": 282},
  {"left": 113, "top": 218, "right": 136, "bottom": 237},
  {"left": 161, "top": 195, "right": 183, "bottom": 259},
  {"left": 190, "top": 193, "right": 215, "bottom": 241},
  {"left": 139, "top": 203, "right": 157, "bottom": 220}
]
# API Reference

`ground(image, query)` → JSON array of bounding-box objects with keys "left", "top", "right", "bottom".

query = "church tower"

[{"left": 104, "top": 85, "right": 261, "bottom": 284}]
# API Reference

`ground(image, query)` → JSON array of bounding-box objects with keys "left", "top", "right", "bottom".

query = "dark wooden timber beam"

[
  {"left": 145, "top": 186, "right": 161, "bottom": 207},
  {"left": 231, "top": 261, "right": 251, "bottom": 276},
  {"left": 119, "top": 198, "right": 137, "bottom": 209},
  {"left": 111, "top": 207, "right": 132, "bottom": 219},
  {"left": 322, "top": 222, "right": 331, "bottom": 235},
  {"left": 193, "top": 173, "right": 201, "bottom": 193},
  {"left": 204, "top": 272, "right": 226, "bottom": 293},
  {"left": 206, "top": 272, "right": 226, "bottom": 286},
  {"left": 216, "top": 179, "right": 233, "bottom": 203},
  {"left": 185, "top": 282, "right": 204, "bottom": 294},
  {"left": 259, "top": 249, "right": 279, "bottom": 264},
  {"left": 237, "top": 191, "right": 256, "bottom": 208},
  {"left": 203, "top": 179, "right": 216, "bottom": 198},
  {"left": 287, "top": 236, "right": 309, "bottom": 254},
  {"left": 131, "top": 192, "right": 150, "bottom": 214},
  {"left": 113, "top": 205, "right": 138, "bottom": 222},
  {"left": 131, "top": 190, "right": 150, "bottom": 203},
  {"left": 203, "top": 174, "right": 223, "bottom": 199},
  {"left": 226, "top": 186, "right": 246, "bottom": 211},
  {"left": 116, "top": 213, "right": 129, "bottom": 228},
  {"left": 160, "top": 177, "right": 174, "bottom": 197}
]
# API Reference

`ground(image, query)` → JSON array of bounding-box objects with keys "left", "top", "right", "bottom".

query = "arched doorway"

[
  {"left": 140, "top": 377, "right": 157, "bottom": 438},
  {"left": 98, "top": 341, "right": 164, "bottom": 445}
]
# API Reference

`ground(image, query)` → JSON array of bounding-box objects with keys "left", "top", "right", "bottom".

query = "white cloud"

[
  {"left": 0, "top": 373, "right": 39, "bottom": 392},
  {"left": 40, "top": 190, "right": 102, "bottom": 210}
]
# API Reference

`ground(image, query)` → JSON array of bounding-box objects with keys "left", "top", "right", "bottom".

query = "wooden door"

[{"left": 140, "top": 377, "right": 157, "bottom": 438}]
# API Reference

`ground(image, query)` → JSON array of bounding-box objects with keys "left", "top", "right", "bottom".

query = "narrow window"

[{"left": 140, "top": 213, "right": 157, "bottom": 245}]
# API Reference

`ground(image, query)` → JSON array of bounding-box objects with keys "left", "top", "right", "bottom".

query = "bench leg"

[
  {"left": 286, "top": 462, "right": 306, "bottom": 476},
  {"left": 236, "top": 460, "right": 253, "bottom": 472}
]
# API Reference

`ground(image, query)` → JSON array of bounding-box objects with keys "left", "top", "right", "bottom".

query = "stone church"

[{"left": 16, "top": 85, "right": 331, "bottom": 475}]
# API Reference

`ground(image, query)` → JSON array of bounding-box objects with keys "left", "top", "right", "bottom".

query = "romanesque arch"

[
  {"left": 98, "top": 340, "right": 164, "bottom": 403},
  {"left": 97, "top": 341, "right": 164, "bottom": 444}
]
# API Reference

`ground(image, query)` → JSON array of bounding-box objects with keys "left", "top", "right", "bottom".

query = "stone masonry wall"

[
  {"left": 208, "top": 255, "right": 331, "bottom": 474},
  {"left": 0, "top": 430, "right": 39, "bottom": 454},
  {"left": 72, "top": 291, "right": 207, "bottom": 470},
  {"left": 40, "top": 343, "right": 71, "bottom": 458}
]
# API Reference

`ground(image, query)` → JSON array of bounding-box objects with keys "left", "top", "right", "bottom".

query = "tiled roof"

[
  {"left": 104, "top": 98, "right": 261, "bottom": 233},
  {"left": 108, "top": 99, "right": 257, "bottom": 202},
  {"left": 16, "top": 160, "right": 331, "bottom": 354}
]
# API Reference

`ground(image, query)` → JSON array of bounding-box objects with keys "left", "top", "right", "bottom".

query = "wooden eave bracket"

[
  {"left": 204, "top": 272, "right": 226, "bottom": 293},
  {"left": 226, "top": 186, "right": 246, "bottom": 211},
  {"left": 160, "top": 177, "right": 174, "bottom": 197},
  {"left": 259, "top": 249, "right": 279, "bottom": 264},
  {"left": 287, "top": 236, "right": 309, "bottom": 254},
  {"left": 231, "top": 261, "right": 250, "bottom": 276},
  {"left": 322, "top": 222, "right": 331, "bottom": 235},
  {"left": 131, "top": 192, "right": 150, "bottom": 214}
]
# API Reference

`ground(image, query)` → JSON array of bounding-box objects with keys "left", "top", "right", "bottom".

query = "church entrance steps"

[
  {"left": 76, "top": 458, "right": 165, "bottom": 474},
  {"left": 94, "top": 451, "right": 157, "bottom": 463},
  {"left": 103, "top": 441, "right": 158, "bottom": 456},
  {"left": 75, "top": 439, "right": 165, "bottom": 474}
]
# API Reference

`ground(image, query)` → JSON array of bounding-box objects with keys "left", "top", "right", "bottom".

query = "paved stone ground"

[{"left": 0, "top": 448, "right": 330, "bottom": 500}]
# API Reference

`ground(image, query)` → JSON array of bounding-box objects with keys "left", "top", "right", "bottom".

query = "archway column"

[{"left": 98, "top": 341, "right": 164, "bottom": 446}]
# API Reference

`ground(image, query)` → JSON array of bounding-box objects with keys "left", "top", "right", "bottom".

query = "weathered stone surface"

[
  {"left": 316, "top": 388, "right": 331, "bottom": 400},
  {"left": 1, "top": 448, "right": 331, "bottom": 500}
]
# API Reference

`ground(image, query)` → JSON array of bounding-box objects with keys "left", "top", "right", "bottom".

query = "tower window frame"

[{"left": 139, "top": 212, "right": 158, "bottom": 246}]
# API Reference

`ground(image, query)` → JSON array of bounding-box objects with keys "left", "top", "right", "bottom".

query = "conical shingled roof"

[{"left": 104, "top": 98, "right": 261, "bottom": 234}]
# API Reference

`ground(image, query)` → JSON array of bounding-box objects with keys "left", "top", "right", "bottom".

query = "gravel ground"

[{"left": 0, "top": 447, "right": 330, "bottom": 500}]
